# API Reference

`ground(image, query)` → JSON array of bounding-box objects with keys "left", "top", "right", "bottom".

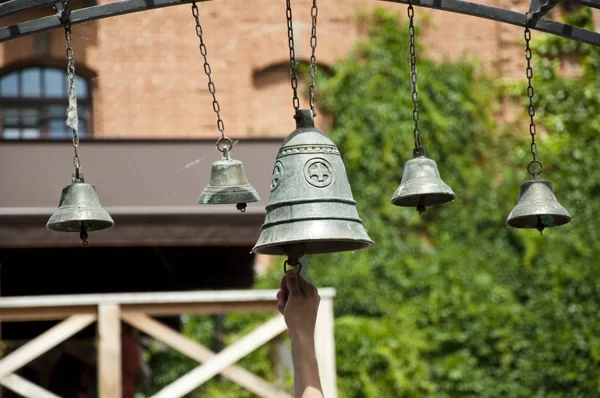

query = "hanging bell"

[
  {"left": 252, "top": 109, "right": 373, "bottom": 262},
  {"left": 506, "top": 179, "right": 571, "bottom": 234},
  {"left": 390, "top": 147, "right": 455, "bottom": 214},
  {"left": 47, "top": 173, "right": 114, "bottom": 244},
  {"left": 198, "top": 137, "right": 260, "bottom": 212}
]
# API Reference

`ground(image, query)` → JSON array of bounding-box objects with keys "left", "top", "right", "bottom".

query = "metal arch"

[
  {"left": 380, "top": 0, "right": 600, "bottom": 47},
  {"left": 0, "top": 0, "right": 598, "bottom": 46},
  {"left": 0, "top": 0, "right": 210, "bottom": 43}
]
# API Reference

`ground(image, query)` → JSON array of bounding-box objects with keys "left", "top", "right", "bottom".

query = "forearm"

[{"left": 291, "top": 335, "right": 324, "bottom": 398}]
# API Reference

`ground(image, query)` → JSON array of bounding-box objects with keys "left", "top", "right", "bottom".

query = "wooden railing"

[{"left": 0, "top": 289, "right": 337, "bottom": 398}]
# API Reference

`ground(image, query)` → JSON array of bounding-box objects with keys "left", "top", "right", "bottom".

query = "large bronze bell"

[
  {"left": 506, "top": 179, "right": 571, "bottom": 234},
  {"left": 252, "top": 109, "right": 373, "bottom": 263},
  {"left": 47, "top": 174, "right": 114, "bottom": 244},
  {"left": 198, "top": 138, "right": 260, "bottom": 212},
  {"left": 390, "top": 147, "right": 455, "bottom": 214}
]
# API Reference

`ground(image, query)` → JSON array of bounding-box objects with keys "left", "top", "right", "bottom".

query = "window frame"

[{"left": 0, "top": 65, "right": 94, "bottom": 140}]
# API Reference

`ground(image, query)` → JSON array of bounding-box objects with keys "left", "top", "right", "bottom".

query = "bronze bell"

[
  {"left": 198, "top": 138, "right": 260, "bottom": 212},
  {"left": 252, "top": 109, "right": 373, "bottom": 263},
  {"left": 47, "top": 173, "right": 114, "bottom": 244},
  {"left": 506, "top": 179, "right": 571, "bottom": 234},
  {"left": 390, "top": 147, "right": 455, "bottom": 214}
]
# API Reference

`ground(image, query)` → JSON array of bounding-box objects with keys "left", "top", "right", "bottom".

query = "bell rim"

[
  {"left": 505, "top": 213, "right": 572, "bottom": 228},
  {"left": 46, "top": 218, "right": 115, "bottom": 232},
  {"left": 252, "top": 237, "right": 374, "bottom": 255},
  {"left": 197, "top": 186, "right": 260, "bottom": 205},
  {"left": 390, "top": 192, "right": 456, "bottom": 207}
]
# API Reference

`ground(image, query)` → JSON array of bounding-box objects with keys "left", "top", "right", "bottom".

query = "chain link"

[
  {"left": 286, "top": 0, "right": 300, "bottom": 115},
  {"left": 191, "top": 1, "right": 225, "bottom": 139},
  {"left": 62, "top": 0, "right": 80, "bottom": 178},
  {"left": 524, "top": 23, "right": 543, "bottom": 177},
  {"left": 407, "top": 3, "right": 421, "bottom": 149},
  {"left": 309, "top": 0, "right": 318, "bottom": 117}
]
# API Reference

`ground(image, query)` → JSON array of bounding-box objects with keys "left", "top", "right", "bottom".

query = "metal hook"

[{"left": 283, "top": 259, "right": 302, "bottom": 274}]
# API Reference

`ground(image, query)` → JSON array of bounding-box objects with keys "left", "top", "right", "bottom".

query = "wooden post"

[
  {"left": 98, "top": 304, "right": 121, "bottom": 398},
  {"left": 314, "top": 297, "right": 337, "bottom": 398}
]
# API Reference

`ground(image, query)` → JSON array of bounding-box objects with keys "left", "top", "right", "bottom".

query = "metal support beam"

[
  {"left": 380, "top": 0, "right": 600, "bottom": 47},
  {"left": 0, "top": 0, "right": 210, "bottom": 43},
  {"left": 570, "top": 0, "right": 600, "bottom": 10},
  {"left": 0, "top": 0, "right": 599, "bottom": 46},
  {"left": 529, "top": 0, "right": 561, "bottom": 25},
  {"left": 0, "top": 0, "right": 57, "bottom": 19}
]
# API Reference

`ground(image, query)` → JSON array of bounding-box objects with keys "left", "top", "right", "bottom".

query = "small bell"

[
  {"left": 252, "top": 109, "right": 373, "bottom": 259},
  {"left": 198, "top": 138, "right": 260, "bottom": 212},
  {"left": 506, "top": 179, "right": 571, "bottom": 234},
  {"left": 47, "top": 173, "right": 114, "bottom": 245},
  {"left": 390, "top": 147, "right": 455, "bottom": 214}
]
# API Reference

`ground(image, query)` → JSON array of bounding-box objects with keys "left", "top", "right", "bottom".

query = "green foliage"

[{"left": 141, "top": 7, "right": 600, "bottom": 397}]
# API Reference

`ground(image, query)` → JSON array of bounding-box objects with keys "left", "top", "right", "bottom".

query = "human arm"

[{"left": 277, "top": 271, "right": 324, "bottom": 398}]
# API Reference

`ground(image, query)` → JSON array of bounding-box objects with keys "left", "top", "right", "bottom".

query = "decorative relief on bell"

[
  {"left": 304, "top": 158, "right": 334, "bottom": 188},
  {"left": 271, "top": 161, "right": 284, "bottom": 192}
]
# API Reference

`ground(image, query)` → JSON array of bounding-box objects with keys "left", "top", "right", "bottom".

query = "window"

[{"left": 0, "top": 66, "right": 92, "bottom": 140}]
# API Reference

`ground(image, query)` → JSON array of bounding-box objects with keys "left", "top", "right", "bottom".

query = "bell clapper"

[
  {"left": 536, "top": 215, "right": 544, "bottom": 236},
  {"left": 79, "top": 221, "right": 89, "bottom": 246},
  {"left": 417, "top": 196, "right": 426, "bottom": 215},
  {"left": 236, "top": 203, "right": 247, "bottom": 213}
]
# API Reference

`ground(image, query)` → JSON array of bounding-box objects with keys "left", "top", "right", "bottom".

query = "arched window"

[{"left": 0, "top": 66, "right": 92, "bottom": 140}]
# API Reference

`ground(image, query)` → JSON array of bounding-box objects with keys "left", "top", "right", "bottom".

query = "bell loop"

[
  {"left": 295, "top": 109, "right": 315, "bottom": 128},
  {"left": 72, "top": 172, "right": 85, "bottom": 183},
  {"left": 413, "top": 146, "right": 427, "bottom": 158},
  {"left": 527, "top": 159, "right": 543, "bottom": 179},
  {"left": 283, "top": 259, "right": 302, "bottom": 275},
  {"left": 216, "top": 136, "right": 233, "bottom": 154}
]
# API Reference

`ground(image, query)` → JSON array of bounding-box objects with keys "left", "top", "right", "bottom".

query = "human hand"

[{"left": 276, "top": 271, "right": 321, "bottom": 342}]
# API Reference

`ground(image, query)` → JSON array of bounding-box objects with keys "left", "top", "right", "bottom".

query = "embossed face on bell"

[
  {"left": 270, "top": 161, "right": 283, "bottom": 191},
  {"left": 304, "top": 158, "right": 334, "bottom": 188}
]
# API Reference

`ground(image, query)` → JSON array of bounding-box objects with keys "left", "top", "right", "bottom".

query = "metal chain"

[
  {"left": 62, "top": 0, "right": 80, "bottom": 179},
  {"left": 191, "top": 1, "right": 225, "bottom": 140},
  {"left": 407, "top": 3, "right": 422, "bottom": 149},
  {"left": 286, "top": 0, "right": 300, "bottom": 115},
  {"left": 524, "top": 21, "right": 543, "bottom": 177},
  {"left": 309, "top": 0, "right": 318, "bottom": 117}
]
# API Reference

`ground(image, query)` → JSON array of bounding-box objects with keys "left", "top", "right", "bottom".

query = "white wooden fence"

[{"left": 0, "top": 289, "right": 337, "bottom": 398}]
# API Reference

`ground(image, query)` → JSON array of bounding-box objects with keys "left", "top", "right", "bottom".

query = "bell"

[
  {"left": 47, "top": 174, "right": 114, "bottom": 244},
  {"left": 506, "top": 179, "right": 571, "bottom": 234},
  {"left": 252, "top": 109, "right": 373, "bottom": 262},
  {"left": 198, "top": 142, "right": 260, "bottom": 212},
  {"left": 390, "top": 147, "right": 455, "bottom": 214}
]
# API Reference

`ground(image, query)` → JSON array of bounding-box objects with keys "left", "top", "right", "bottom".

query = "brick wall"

[{"left": 0, "top": 0, "right": 595, "bottom": 139}]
